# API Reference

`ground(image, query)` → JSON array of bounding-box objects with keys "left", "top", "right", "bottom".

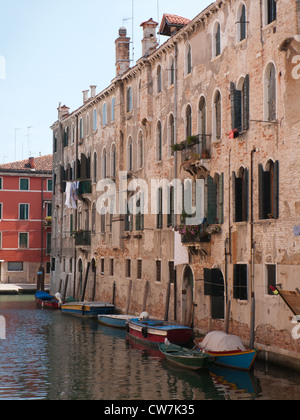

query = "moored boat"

[
  {"left": 61, "top": 302, "right": 115, "bottom": 318},
  {"left": 35, "top": 291, "right": 62, "bottom": 310},
  {"left": 194, "top": 331, "right": 257, "bottom": 371},
  {"left": 159, "top": 343, "right": 214, "bottom": 371},
  {"left": 127, "top": 316, "right": 192, "bottom": 346},
  {"left": 98, "top": 314, "right": 133, "bottom": 329}
]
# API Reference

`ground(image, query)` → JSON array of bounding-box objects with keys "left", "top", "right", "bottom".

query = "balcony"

[
  {"left": 172, "top": 135, "right": 212, "bottom": 175},
  {"left": 176, "top": 223, "right": 221, "bottom": 256},
  {"left": 74, "top": 231, "right": 91, "bottom": 247},
  {"left": 78, "top": 180, "right": 92, "bottom": 195}
]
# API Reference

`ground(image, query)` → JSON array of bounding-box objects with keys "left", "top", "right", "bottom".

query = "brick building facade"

[{"left": 51, "top": 0, "right": 300, "bottom": 367}]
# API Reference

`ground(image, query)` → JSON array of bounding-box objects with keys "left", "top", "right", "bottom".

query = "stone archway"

[{"left": 182, "top": 265, "right": 194, "bottom": 327}]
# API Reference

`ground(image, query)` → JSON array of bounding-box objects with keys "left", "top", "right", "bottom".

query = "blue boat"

[
  {"left": 98, "top": 314, "right": 133, "bottom": 329},
  {"left": 194, "top": 331, "right": 258, "bottom": 371},
  {"left": 61, "top": 302, "right": 115, "bottom": 318}
]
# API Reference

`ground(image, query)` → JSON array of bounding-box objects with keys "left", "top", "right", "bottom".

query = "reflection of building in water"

[{"left": 50, "top": 0, "right": 300, "bottom": 369}]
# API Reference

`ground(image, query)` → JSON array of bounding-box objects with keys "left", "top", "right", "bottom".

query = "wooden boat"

[
  {"left": 35, "top": 291, "right": 61, "bottom": 310},
  {"left": 61, "top": 302, "right": 115, "bottom": 318},
  {"left": 194, "top": 331, "right": 257, "bottom": 371},
  {"left": 97, "top": 314, "right": 133, "bottom": 329},
  {"left": 159, "top": 343, "right": 214, "bottom": 371},
  {"left": 127, "top": 318, "right": 192, "bottom": 346}
]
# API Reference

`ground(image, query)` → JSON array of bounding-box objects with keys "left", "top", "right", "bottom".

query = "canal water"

[{"left": 0, "top": 296, "right": 300, "bottom": 401}]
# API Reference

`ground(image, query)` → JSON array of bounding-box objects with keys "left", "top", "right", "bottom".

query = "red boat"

[
  {"left": 126, "top": 318, "right": 193, "bottom": 346},
  {"left": 35, "top": 291, "right": 62, "bottom": 310}
]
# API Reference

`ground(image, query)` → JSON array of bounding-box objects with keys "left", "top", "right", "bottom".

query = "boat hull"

[
  {"left": 98, "top": 315, "right": 133, "bottom": 329},
  {"left": 205, "top": 350, "right": 257, "bottom": 371},
  {"left": 36, "top": 298, "right": 60, "bottom": 310},
  {"left": 127, "top": 319, "right": 192, "bottom": 346},
  {"left": 61, "top": 302, "right": 115, "bottom": 318},
  {"left": 159, "top": 343, "right": 213, "bottom": 370}
]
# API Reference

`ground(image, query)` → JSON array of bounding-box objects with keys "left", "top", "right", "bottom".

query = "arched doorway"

[{"left": 182, "top": 266, "right": 194, "bottom": 327}]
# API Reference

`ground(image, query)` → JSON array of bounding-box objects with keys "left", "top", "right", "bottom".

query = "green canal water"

[{"left": 0, "top": 295, "right": 300, "bottom": 401}]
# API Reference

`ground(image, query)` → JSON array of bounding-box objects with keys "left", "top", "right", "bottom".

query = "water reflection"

[{"left": 1, "top": 296, "right": 300, "bottom": 400}]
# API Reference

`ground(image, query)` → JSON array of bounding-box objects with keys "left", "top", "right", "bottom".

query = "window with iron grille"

[
  {"left": 137, "top": 260, "right": 142, "bottom": 280},
  {"left": 126, "top": 259, "right": 131, "bottom": 278},
  {"left": 7, "top": 262, "right": 23, "bottom": 272},
  {"left": 156, "top": 260, "right": 161, "bottom": 282}
]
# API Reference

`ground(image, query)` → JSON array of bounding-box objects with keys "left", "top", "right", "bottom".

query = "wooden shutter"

[
  {"left": 230, "top": 82, "right": 242, "bottom": 131},
  {"left": 273, "top": 160, "right": 279, "bottom": 219},
  {"left": 218, "top": 173, "right": 224, "bottom": 224},
  {"left": 235, "top": 177, "right": 243, "bottom": 222},
  {"left": 243, "top": 75, "right": 250, "bottom": 131},
  {"left": 232, "top": 171, "right": 236, "bottom": 222},
  {"left": 80, "top": 153, "right": 87, "bottom": 180},
  {"left": 207, "top": 176, "right": 217, "bottom": 225},
  {"left": 244, "top": 168, "right": 249, "bottom": 221},
  {"left": 204, "top": 269, "right": 213, "bottom": 296},
  {"left": 259, "top": 164, "right": 265, "bottom": 220}
]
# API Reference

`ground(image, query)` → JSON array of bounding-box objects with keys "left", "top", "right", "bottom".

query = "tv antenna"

[
  {"left": 14, "top": 128, "right": 21, "bottom": 161},
  {"left": 123, "top": 0, "right": 135, "bottom": 64},
  {"left": 25, "top": 126, "right": 33, "bottom": 157}
]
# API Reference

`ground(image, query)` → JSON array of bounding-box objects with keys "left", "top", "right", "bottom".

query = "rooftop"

[{"left": 0, "top": 155, "right": 53, "bottom": 174}]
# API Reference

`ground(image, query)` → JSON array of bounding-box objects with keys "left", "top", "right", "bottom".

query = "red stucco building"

[{"left": 0, "top": 155, "right": 53, "bottom": 285}]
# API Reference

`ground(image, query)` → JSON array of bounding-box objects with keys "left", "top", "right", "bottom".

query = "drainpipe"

[
  {"left": 250, "top": 148, "right": 257, "bottom": 349},
  {"left": 73, "top": 115, "right": 79, "bottom": 298}
]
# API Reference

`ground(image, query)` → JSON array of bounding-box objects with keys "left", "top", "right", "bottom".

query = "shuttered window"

[
  {"left": 267, "top": 0, "right": 277, "bottom": 25},
  {"left": 206, "top": 175, "right": 224, "bottom": 225},
  {"left": 233, "top": 264, "right": 248, "bottom": 301},
  {"left": 230, "top": 75, "right": 250, "bottom": 132},
  {"left": 259, "top": 161, "right": 279, "bottom": 220},
  {"left": 233, "top": 169, "right": 249, "bottom": 222},
  {"left": 267, "top": 264, "right": 276, "bottom": 295}
]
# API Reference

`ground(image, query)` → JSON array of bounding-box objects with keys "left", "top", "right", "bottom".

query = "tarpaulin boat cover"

[{"left": 198, "top": 331, "right": 246, "bottom": 352}]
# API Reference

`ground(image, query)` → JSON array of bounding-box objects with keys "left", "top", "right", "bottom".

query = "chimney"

[
  {"left": 90, "top": 85, "right": 97, "bottom": 98},
  {"left": 28, "top": 157, "right": 35, "bottom": 169},
  {"left": 83, "top": 90, "right": 89, "bottom": 103},
  {"left": 115, "top": 27, "right": 130, "bottom": 77},
  {"left": 57, "top": 103, "right": 70, "bottom": 121},
  {"left": 140, "top": 18, "right": 159, "bottom": 57}
]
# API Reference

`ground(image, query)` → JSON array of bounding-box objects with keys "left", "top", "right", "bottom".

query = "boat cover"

[
  {"left": 198, "top": 331, "right": 246, "bottom": 352},
  {"left": 35, "top": 291, "right": 54, "bottom": 301}
]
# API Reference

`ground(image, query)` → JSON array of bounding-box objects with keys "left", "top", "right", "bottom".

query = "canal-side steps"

[{"left": 0, "top": 284, "right": 50, "bottom": 295}]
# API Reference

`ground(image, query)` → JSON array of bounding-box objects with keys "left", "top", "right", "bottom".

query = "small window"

[
  {"left": 47, "top": 179, "right": 53, "bottom": 192},
  {"left": 169, "top": 262, "right": 176, "bottom": 284},
  {"left": 167, "top": 186, "right": 175, "bottom": 228},
  {"left": 259, "top": 161, "right": 279, "bottom": 220},
  {"left": 230, "top": 75, "right": 250, "bottom": 132},
  {"left": 80, "top": 118, "right": 83, "bottom": 139},
  {"left": 137, "top": 260, "right": 142, "bottom": 280},
  {"left": 20, "top": 179, "right": 29, "bottom": 191},
  {"left": 0, "top": 178, "right": 3, "bottom": 189},
  {"left": 157, "top": 187, "right": 163, "bottom": 229},
  {"left": 266, "top": 0, "right": 277, "bottom": 25},
  {"left": 110, "top": 259, "right": 114, "bottom": 277},
  {"left": 137, "top": 131, "right": 143, "bottom": 169},
  {"left": 126, "top": 259, "right": 131, "bottom": 278},
  {"left": 237, "top": 4, "right": 247, "bottom": 42},
  {"left": 266, "top": 264, "right": 276, "bottom": 295},
  {"left": 103, "top": 103, "right": 107, "bottom": 126},
  {"left": 185, "top": 42, "right": 192, "bottom": 75},
  {"left": 127, "top": 138, "right": 133, "bottom": 172},
  {"left": 233, "top": 168, "right": 249, "bottom": 222},
  {"left": 19, "top": 232, "right": 29, "bottom": 249},
  {"left": 111, "top": 98, "right": 115, "bottom": 122},
  {"left": 169, "top": 56, "right": 175, "bottom": 86},
  {"left": 185, "top": 105, "right": 192, "bottom": 138},
  {"left": 19, "top": 204, "right": 29, "bottom": 220},
  {"left": 156, "top": 260, "right": 161, "bottom": 282},
  {"left": 101, "top": 258, "right": 105, "bottom": 275},
  {"left": 213, "top": 90, "right": 222, "bottom": 141},
  {"left": 63, "top": 127, "right": 69, "bottom": 148},
  {"left": 8, "top": 262, "right": 23, "bottom": 272},
  {"left": 111, "top": 144, "right": 116, "bottom": 178},
  {"left": 156, "top": 121, "right": 162, "bottom": 162},
  {"left": 233, "top": 264, "right": 248, "bottom": 301},
  {"left": 168, "top": 114, "right": 175, "bottom": 156}
]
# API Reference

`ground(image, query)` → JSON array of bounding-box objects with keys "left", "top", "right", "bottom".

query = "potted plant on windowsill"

[{"left": 44, "top": 216, "right": 52, "bottom": 227}]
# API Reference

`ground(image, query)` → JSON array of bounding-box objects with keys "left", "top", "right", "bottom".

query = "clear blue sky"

[{"left": 0, "top": 0, "right": 212, "bottom": 163}]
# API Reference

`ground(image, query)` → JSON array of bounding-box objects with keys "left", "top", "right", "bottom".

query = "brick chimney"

[
  {"left": 28, "top": 157, "right": 35, "bottom": 169},
  {"left": 57, "top": 103, "right": 70, "bottom": 121},
  {"left": 140, "top": 18, "right": 158, "bottom": 57},
  {"left": 115, "top": 27, "right": 130, "bottom": 77}
]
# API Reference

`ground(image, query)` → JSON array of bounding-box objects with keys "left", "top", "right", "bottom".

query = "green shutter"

[
  {"left": 207, "top": 176, "right": 217, "bottom": 225},
  {"left": 243, "top": 75, "right": 250, "bottom": 131},
  {"left": 218, "top": 173, "right": 224, "bottom": 224},
  {"left": 273, "top": 161, "right": 279, "bottom": 219}
]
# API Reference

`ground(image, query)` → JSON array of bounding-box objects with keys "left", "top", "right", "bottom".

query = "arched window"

[
  {"left": 213, "top": 22, "right": 221, "bottom": 58},
  {"left": 185, "top": 42, "right": 192, "bottom": 75},
  {"left": 92, "top": 202, "right": 96, "bottom": 234},
  {"left": 169, "top": 56, "right": 175, "bottom": 86},
  {"left": 233, "top": 167, "right": 249, "bottom": 222},
  {"left": 93, "top": 152, "right": 97, "bottom": 182},
  {"left": 102, "top": 148, "right": 107, "bottom": 179},
  {"left": 137, "top": 131, "right": 144, "bottom": 169},
  {"left": 237, "top": 3, "right": 247, "bottom": 42},
  {"left": 127, "top": 137, "right": 133, "bottom": 171},
  {"left": 157, "top": 65, "right": 162, "bottom": 93},
  {"left": 86, "top": 113, "right": 90, "bottom": 135},
  {"left": 111, "top": 97, "right": 115, "bottom": 122},
  {"left": 127, "top": 87, "right": 133, "bottom": 112},
  {"left": 93, "top": 109, "right": 97, "bottom": 131},
  {"left": 168, "top": 113, "right": 175, "bottom": 156},
  {"left": 103, "top": 103, "right": 107, "bottom": 126},
  {"left": 265, "top": 63, "right": 276, "bottom": 122},
  {"left": 79, "top": 118, "right": 83, "bottom": 139},
  {"left": 259, "top": 160, "right": 279, "bottom": 219},
  {"left": 186, "top": 105, "right": 192, "bottom": 138},
  {"left": 156, "top": 121, "right": 162, "bottom": 161},
  {"left": 111, "top": 144, "right": 116, "bottom": 178},
  {"left": 213, "top": 90, "right": 222, "bottom": 141},
  {"left": 199, "top": 96, "right": 207, "bottom": 147}
]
